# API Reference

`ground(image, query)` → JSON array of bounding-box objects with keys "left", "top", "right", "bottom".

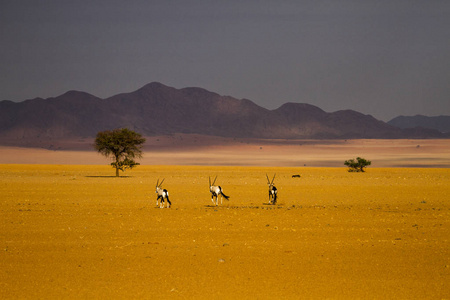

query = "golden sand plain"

[{"left": 1, "top": 164, "right": 449, "bottom": 299}]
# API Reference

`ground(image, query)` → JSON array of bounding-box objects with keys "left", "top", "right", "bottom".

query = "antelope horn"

[
  {"left": 156, "top": 178, "right": 159, "bottom": 188},
  {"left": 209, "top": 176, "right": 211, "bottom": 187},
  {"left": 159, "top": 178, "right": 165, "bottom": 187},
  {"left": 271, "top": 174, "right": 276, "bottom": 185},
  {"left": 266, "top": 173, "right": 270, "bottom": 184},
  {"left": 212, "top": 175, "right": 217, "bottom": 186}
]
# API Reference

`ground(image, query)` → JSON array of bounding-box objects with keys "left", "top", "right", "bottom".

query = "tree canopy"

[
  {"left": 344, "top": 157, "right": 371, "bottom": 172},
  {"left": 94, "top": 128, "right": 146, "bottom": 176}
]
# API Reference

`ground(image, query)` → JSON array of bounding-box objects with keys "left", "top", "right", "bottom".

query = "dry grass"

[{"left": 1, "top": 164, "right": 449, "bottom": 299}]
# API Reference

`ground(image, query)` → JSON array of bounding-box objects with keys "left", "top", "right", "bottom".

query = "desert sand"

[
  {"left": 1, "top": 138, "right": 449, "bottom": 298},
  {"left": 0, "top": 137, "right": 449, "bottom": 167},
  {"left": 1, "top": 164, "right": 449, "bottom": 299}
]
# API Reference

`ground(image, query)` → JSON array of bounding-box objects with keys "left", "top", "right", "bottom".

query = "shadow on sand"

[{"left": 85, "top": 176, "right": 132, "bottom": 178}]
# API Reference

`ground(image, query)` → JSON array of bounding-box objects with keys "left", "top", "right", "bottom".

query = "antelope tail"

[{"left": 221, "top": 192, "right": 230, "bottom": 200}]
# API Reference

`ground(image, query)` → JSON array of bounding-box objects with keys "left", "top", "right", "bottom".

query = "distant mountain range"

[
  {"left": 388, "top": 115, "right": 450, "bottom": 133},
  {"left": 0, "top": 82, "right": 448, "bottom": 147}
]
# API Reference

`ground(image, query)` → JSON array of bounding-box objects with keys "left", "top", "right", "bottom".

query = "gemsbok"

[
  {"left": 266, "top": 173, "right": 278, "bottom": 205},
  {"left": 209, "top": 176, "right": 230, "bottom": 206},
  {"left": 155, "top": 178, "right": 171, "bottom": 208}
]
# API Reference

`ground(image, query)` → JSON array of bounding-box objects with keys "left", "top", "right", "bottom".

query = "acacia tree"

[
  {"left": 344, "top": 157, "right": 371, "bottom": 172},
  {"left": 95, "top": 128, "right": 146, "bottom": 177}
]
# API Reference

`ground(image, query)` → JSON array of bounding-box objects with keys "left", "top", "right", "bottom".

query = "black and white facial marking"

[
  {"left": 209, "top": 176, "right": 230, "bottom": 206},
  {"left": 155, "top": 178, "right": 171, "bottom": 208},
  {"left": 266, "top": 173, "right": 278, "bottom": 205}
]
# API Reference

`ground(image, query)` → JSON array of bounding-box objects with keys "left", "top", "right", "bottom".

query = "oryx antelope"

[
  {"left": 209, "top": 176, "right": 230, "bottom": 206},
  {"left": 155, "top": 178, "right": 171, "bottom": 208},
  {"left": 266, "top": 173, "right": 278, "bottom": 205}
]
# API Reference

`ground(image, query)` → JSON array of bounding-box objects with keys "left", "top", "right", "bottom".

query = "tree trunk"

[{"left": 114, "top": 155, "right": 120, "bottom": 177}]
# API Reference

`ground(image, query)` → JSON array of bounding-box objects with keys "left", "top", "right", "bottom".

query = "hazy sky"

[{"left": 1, "top": 1, "right": 449, "bottom": 121}]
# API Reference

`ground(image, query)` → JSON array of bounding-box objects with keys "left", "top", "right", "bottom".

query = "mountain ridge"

[
  {"left": 0, "top": 82, "right": 447, "bottom": 148},
  {"left": 388, "top": 115, "right": 450, "bottom": 133}
]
